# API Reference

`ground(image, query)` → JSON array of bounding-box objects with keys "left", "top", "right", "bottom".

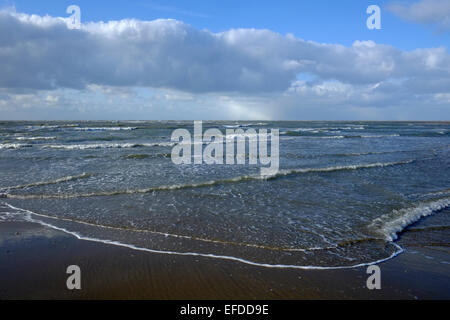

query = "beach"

[{"left": 1, "top": 219, "right": 449, "bottom": 299}]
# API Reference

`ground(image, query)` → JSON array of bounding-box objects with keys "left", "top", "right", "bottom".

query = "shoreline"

[{"left": 1, "top": 220, "right": 449, "bottom": 299}]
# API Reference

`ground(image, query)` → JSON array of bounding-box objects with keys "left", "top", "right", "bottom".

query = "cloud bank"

[{"left": 0, "top": 10, "right": 449, "bottom": 120}]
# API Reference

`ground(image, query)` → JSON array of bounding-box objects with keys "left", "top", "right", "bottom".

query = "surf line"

[
  {"left": 3, "top": 202, "right": 404, "bottom": 270},
  {"left": 171, "top": 121, "right": 279, "bottom": 176}
]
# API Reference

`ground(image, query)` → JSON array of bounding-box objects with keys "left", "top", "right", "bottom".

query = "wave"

[
  {"left": 340, "top": 126, "right": 365, "bottom": 130},
  {"left": 24, "top": 125, "right": 136, "bottom": 131},
  {"left": 222, "top": 123, "right": 267, "bottom": 128},
  {"left": 369, "top": 197, "right": 450, "bottom": 241},
  {"left": 15, "top": 136, "right": 56, "bottom": 141},
  {"left": 325, "top": 150, "right": 411, "bottom": 157},
  {"left": 223, "top": 124, "right": 243, "bottom": 128},
  {"left": 410, "top": 187, "right": 450, "bottom": 199},
  {"left": 0, "top": 173, "right": 91, "bottom": 191},
  {"left": 280, "top": 131, "right": 399, "bottom": 139},
  {"left": 286, "top": 150, "right": 400, "bottom": 159},
  {"left": 346, "top": 134, "right": 400, "bottom": 139},
  {"left": 280, "top": 132, "right": 345, "bottom": 138},
  {"left": 272, "top": 160, "right": 413, "bottom": 178},
  {"left": 1, "top": 202, "right": 403, "bottom": 270},
  {"left": 0, "top": 202, "right": 325, "bottom": 252},
  {"left": 42, "top": 142, "right": 174, "bottom": 150},
  {"left": 422, "top": 188, "right": 450, "bottom": 197},
  {"left": 222, "top": 133, "right": 269, "bottom": 140},
  {"left": 0, "top": 202, "right": 389, "bottom": 253},
  {"left": 26, "top": 125, "right": 61, "bottom": 130},
  {"left": 3, "top": 160, "right": 413, "bottom": 199},
  {"left": 41, "top": 138, "right": 280, "bottom": 149},
  {"left": 0, "top": 143, "right": 32, "bottom": 149},
  {"left": 284, "top": 126, "right": 365, "bottom": 132},
  {"left": 64, "top": 136, "right": 132, "bottom": 143},
  {"left": 73, "top": 127, "right": 137, "bottom": 131}
]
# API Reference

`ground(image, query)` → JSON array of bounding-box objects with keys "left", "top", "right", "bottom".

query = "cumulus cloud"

[
  {"left": 0, "top": 9, "right": 449, "bottom": 120},
  {"left": 1, "top": 10, "right": 450, "bottom": 95},
  {"left": 388, "top": 0, "right": 450, "bottom": 31},
  {"left": 0, "top": 10, "right": 295, "bottom": 93}
]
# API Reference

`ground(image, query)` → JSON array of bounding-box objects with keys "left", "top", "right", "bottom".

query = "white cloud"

[
  {"left": 0, "top": 9, "right": 449, "bottom": 120},
  {"left": 1, "top": 10, "right": 450, "bottom": 94},
  {"left": 388, "top": 0, "right": 450, "bottom": 31}
]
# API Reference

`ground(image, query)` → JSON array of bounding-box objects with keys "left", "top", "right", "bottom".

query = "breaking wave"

[
  {"left": 0, "top": 143, "right": 32, "bottom": 149},
  {"left": 0, "top": 173, "right": 91, "bottom": 191},
  {"left": 369, "top": 197, "right": 450, "bottom": 241},
  {"left": 2, "top": 160, "right": 413, "bottom": 199},
  {"left": 42, "top": 142, "right": 174, "bottom": 149},
  {"left": 15, "top": 136, "right": 56, "bottom": 141},
  {"left": 73, "top": 127, "right": 137, "bottom": 131}
]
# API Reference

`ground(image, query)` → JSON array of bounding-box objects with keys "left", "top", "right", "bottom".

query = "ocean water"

[{"left": 0, "top": 121, "right": 449, "bottom": 269}]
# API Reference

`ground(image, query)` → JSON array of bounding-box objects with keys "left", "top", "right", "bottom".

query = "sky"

[{"left": 0, "top": 0, "right": 449, "bottom": 120}]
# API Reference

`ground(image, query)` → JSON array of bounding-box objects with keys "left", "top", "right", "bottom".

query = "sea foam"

[{"left": 369, "top": 197, "right": 450, "bottom": 241}]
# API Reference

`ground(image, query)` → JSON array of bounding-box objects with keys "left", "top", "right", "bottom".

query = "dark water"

[{"left": 0, "top": 121, "right": 449, "bottom": 269}]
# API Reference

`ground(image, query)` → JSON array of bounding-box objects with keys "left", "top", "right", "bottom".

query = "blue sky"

[{"left": 0, "top": 0, "right": 449, "bottom": 120}]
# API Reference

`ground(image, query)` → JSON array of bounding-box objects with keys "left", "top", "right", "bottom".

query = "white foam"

[
  {"left": 15, "top": 136, "right": 56, "bottom": 141},
  {"left": 42, "top": 142, "right": 174, "bottom": 150},
  {"left": 270, "top": 160, "right": 414, "bottom": 179},
  {"left": 369, "top": 197, "right": 450, "bottom": 241},
  {"left": 280, "top": 133, "right": 399, "bottom": 139},
  {"left": 73, "top": 127, "right": 137, "bottom": 131},
  {"left": 359, "top": 134, "right": 400, "bottom": 138},
  {"left": 2, "top": 202, "right": 404, "bottom": 270},
  {"left": 0, "top": 173, "right": 90, "bottom": 191},
  {"left": 26, "top": 125, "right": 60, "bottom": 130},
  {"left": 279, "top": 132, "right": 345, "bottom": 138},
  {"left": 0, "top": 143, "right": 32, "bottom": 149}
]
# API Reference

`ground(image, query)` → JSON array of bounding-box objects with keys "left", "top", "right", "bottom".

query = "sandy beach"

[{"left": 1, "top": 220, "right": 449, "bottom": 300}]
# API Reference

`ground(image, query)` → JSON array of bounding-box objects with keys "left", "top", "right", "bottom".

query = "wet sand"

[{"left": 0, "top": 221, "right": 449, "bottom": 299}]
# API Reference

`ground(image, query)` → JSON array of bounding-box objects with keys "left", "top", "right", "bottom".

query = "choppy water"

[{"left": 0, "top": 121, "right": 449, "bottom": 269}]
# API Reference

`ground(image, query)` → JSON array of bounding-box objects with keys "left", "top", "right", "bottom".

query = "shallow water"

[{"left": 0, "top": 121, "right": 449, "bottom": 268}]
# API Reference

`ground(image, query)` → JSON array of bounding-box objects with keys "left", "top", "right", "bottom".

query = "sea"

[{"left": 0, "top": 121, "right": 449, "bottom": 269}]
